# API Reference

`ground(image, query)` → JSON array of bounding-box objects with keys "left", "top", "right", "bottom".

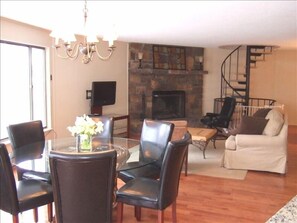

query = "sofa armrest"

[{"left": 235, "top": 134, "right": 285, "bottom": 149}]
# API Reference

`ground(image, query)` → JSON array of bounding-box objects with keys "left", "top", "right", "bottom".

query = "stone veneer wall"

[{"left": 128, "top": 43, "right": 207, "bottom": 135}]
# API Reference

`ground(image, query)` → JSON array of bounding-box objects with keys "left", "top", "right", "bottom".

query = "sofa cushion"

[
  {"left": 253, "top": 108, "right": 272, "bottom": 118},
  {"left": 263, "top": 108, "right": 284, "bottom": 136},
  {"left": 230, "top": 116, "right": 269, "bottom": 135}
]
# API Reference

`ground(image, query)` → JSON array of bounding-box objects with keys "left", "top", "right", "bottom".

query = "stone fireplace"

[
  {"left": 152, "top": 90, "right": 185, "bottom": 120},
  {"left": 128, "top": 43, "right": 207, "bottom": 135}
]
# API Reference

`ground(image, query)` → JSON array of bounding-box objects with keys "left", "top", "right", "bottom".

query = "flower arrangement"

[{"left": 67, "top": 114, "right": 104, "bottom": 150}]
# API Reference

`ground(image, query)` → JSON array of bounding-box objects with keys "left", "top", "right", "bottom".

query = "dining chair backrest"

[
  {"left": 0, "top": 144, "right": 19, "bottom": 214},
  {"left": 89, "top": 115, "right": 114, "bottom": 138},
  {"left": 0, "top": 143, "right": 53, "bottom": 223},
  {"left": 164, "top": 120, "right": 188, "bottom": 141},
  {"left": 7, "top": 120, "right": 45, "bottom": 164},
  {"left": 163, "top": 120, "right": 189, "bottom": 176},
  {"left": 49, "top": 150, "right": 117, "bottom": 223},
  {"left": 158, "top": 131, "right": 191, "bottom": 209},
  {"left": 139, "top": 119, "right": 174, "bottom": 167},
  {"left": 6, "top": 120, "right": 50, "bottom": 182}
]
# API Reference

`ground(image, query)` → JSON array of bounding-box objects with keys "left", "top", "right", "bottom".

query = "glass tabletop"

[{"left": 16, "top": 137, "right": 152, "bottom": 172}]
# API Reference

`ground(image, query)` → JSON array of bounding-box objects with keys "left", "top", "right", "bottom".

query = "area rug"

[
  {"left": 266, "top": 195, "right": 297, "bottom": 223},
  {"left": 186, "top": 140, "right": 247, "bottom": 180}
]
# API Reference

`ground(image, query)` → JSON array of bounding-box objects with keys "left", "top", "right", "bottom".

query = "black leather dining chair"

[
  {"left": 89, "top": 115, "right": 114, "bottom": 138},
  {"left": 163, "top": 120, "right": 189, "bottom": 176},
  {"left": 116, "top": 132, "right": 191, "bottom": 223},
  {"left": 118, "top": 119, "right": 174, "bottom": 183},
  {"left": 49, "top": 149, "right": 117, "bottom": 223},
  {"left": 7, "top": 120, "right": 51, "bottom": 182},
  {"left": 90, "top": 115, "right": 115, "bottom": 148},
  {"left": 0, "top": 144, "right": 53, "bottom": 223}
]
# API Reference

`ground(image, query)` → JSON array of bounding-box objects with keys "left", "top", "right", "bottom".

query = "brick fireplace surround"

[{"left": 128, "top": 43, "right": 207, "bottom": 135}]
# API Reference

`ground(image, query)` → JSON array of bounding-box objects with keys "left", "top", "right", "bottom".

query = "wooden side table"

[{"left": 187, "top": 127, "right": 217, "bottom": 159}]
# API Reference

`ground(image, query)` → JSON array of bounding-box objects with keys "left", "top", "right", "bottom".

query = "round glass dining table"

[{"left": 16, "top": 136, "right": 150, "bottom": 174}]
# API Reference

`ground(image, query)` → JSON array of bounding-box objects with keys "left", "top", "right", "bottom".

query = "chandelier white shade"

[{"left": 49, "top": 0, "right": 117, "bottom": 64}]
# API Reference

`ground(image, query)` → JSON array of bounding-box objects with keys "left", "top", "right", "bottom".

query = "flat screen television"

[{"left": 91, "top": 81, "right": 116, "bottom": 106}]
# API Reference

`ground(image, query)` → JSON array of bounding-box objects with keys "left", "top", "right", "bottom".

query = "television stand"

[{"left": 91, "top": 105, "right": 102, "bottom": 115}]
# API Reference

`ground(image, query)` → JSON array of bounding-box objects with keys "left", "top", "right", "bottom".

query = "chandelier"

[{"left": 50, "top": 0, "right": 117, "bottom": 64}]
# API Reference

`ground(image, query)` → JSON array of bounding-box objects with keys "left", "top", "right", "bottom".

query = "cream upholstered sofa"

[{"left": 222, "top": 107, "right": 288, "bottom": 174}]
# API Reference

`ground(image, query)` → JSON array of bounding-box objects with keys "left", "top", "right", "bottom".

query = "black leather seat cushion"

[
  {"left": 118, "top": 163, "right": 160, "bottom": 183},
  {"left": 117, "top": 177, "right": 159, "bottom": 209},
  {"left": 17, "top": 179, "right": 53, "bottom": 212},
  {"left": 22, "top": 171, "right": 51, "bottom": 183}
]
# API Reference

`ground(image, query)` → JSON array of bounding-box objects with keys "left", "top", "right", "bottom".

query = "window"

[{"left": 0, "top": 41, "right": 48, "bottom": 140}]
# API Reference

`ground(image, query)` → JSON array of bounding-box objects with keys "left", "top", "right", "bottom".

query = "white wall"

[
  {"left": 51, "top": 40, "right": 129, "bottom": 138},
  {"left": 250, "top": 49, "right": 297, "bottom": 124},
  {"left": 202, "top": 48, "right": 229, "bottom": 114},
  {"left": 1, "top": 18, "right": 129, "bottom": 138}
]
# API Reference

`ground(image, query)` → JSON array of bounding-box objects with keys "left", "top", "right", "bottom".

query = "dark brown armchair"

[
  {"left": 7, "top": 120, "right": 51, "bottom": 182},
  {"left": 49, "top": 149, "right": 117, "bottom": 223},
  {"left": 200, "top": 97, "right": 236, "bottom": 129},
  {"left": 116, "top": 132, "right": 191, "bottom": 223},
  {"left": 117, "top": 119, "right": 174, "bottom": 183},
  {"left": 200, "top": 97, "right": 236, "bottom": 147},
  {"left": 0, "top": 144, "right": 53, "bottom": 223}
]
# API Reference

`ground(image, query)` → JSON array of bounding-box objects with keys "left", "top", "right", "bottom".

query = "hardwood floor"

[{"left": 1, "top": 126, "right": 296, "bottom": 223}]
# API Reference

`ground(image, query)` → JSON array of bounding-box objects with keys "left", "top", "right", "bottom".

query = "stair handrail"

[{"left": 220, "top": 45, "right": 245, "bottom": 100}]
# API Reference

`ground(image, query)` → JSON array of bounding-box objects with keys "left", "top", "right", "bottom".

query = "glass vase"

[{"left": 76, "top": 134, "right": 93, "bottom": 151}]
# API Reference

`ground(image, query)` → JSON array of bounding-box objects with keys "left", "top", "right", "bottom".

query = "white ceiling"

[{"left": 1, "top": 1, "right": 297, "bottom": 49}]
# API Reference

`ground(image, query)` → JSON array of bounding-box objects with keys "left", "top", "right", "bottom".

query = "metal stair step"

[
  {"left": 250, "top": 52, "right": 262, "bottom": 57},
  {"left": 228, "top": 80, "right": 247, "bottom": 86},
  {"left": 250, "top": 45, "right": 266, "bottom": 49},
  {"left": 233, "top": 88, "right": 246, "bottom": 92}
]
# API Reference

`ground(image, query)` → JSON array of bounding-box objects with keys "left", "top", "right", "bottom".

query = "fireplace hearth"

[{"left": 152, "top": 91, "right": 185, "bottom": 120}]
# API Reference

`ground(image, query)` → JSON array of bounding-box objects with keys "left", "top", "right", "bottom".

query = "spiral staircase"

[
  {"left": 212, "top": 45, "right": 278, "bottom": 129},
  {"left": 219, "top": 45, "right": 277, "bottom": 106}
]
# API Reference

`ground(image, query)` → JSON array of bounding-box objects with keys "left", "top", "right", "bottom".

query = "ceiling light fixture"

[{"left": 49, "top": 0, "right": 117, "bottom": 64}]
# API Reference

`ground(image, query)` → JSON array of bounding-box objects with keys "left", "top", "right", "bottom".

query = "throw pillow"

[
  {"left": 230, "top": 116, "right": 269, "bottom": 135},
  {"left": 253, "top": 108, "right": 272, "bottom": 118},
  {"left": 263, "top": 108, "right": 284, "bottom": 136}
]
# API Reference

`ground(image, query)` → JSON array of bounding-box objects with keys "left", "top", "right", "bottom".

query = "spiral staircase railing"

[{"left": 216, "top": 45, "right": 277, "bottom": 129}]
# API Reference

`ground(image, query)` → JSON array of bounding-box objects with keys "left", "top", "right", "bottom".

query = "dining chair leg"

[
  {"left": 172, "top": 200, "right": 177, "bottom": 223},
  {"left": 47, "top": 203, "right": 53, "bottom": 222},
  {"left": 157, "top": 210, "right": 164, "bottom": 223},
  {"left": 117, "top": 201, "right": 123, "bottom": 223},
  {"left": 33, "top": 207, "right": 38, "bottom": 222},
  {"left": 13, "top": 215, "right": 19, "bottom": 223},
  {"left": 135, "top": 206, "right": 141, "bottom": 221}
]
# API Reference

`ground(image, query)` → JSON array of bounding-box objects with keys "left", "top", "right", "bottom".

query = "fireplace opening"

[{"left": 152, "top": 90, "right": 185, "bottom": 120}]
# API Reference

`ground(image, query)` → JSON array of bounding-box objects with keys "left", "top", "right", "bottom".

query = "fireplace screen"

[{"left": 152, "top": 91, "right": 185, "bottom": 120}]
